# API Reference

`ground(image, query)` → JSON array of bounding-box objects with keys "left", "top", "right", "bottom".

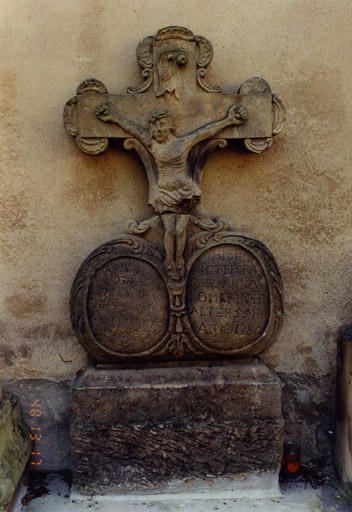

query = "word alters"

[{"left": 190, "top": 304, "right": 265, "bottom": 320}]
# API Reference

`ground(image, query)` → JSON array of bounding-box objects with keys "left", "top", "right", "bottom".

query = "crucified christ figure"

[{"left": 96, "top": 102, "right": 248, "bottom": 279}]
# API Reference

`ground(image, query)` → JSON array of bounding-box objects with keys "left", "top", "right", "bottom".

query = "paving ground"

[{"left": 12, "top": 472, "right": 352, "bottom": 512}]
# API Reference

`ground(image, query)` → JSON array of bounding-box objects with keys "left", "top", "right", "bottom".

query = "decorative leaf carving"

[
  {"left": 127, "top": 36, "right": 154, "bottom": 94},
  {"left": 155, "top": 26, "right": 194, "bottom": 41},
  {"left": 195, "top": 35, "right": 213, "bottom": 68},
  {"left": 272, "top": 94, "right": 286, "bottom": 135},
  {"left": 190, "top": 215, "right": 229, "bottom": 232},
  {"left": 125, "top": 216, "right": 160, "bottom": 235},
  {"left": 196, "top": 68, "right": 222, "bottom": 93},
  {"left": 194, "top": 35, "right": 222, "bottom": 93},
  {"left": 166, "top": 333, "right": 195, "bottom": 358},
  {"left": 184, "top": 231, "right": 214, "bottom": 258},
  {"left": 76, "top": 78, "right": 108, "bottom": 95},
  {"left": 238, "top": 77, "right": 271, "bottom": 94},
  {"left": 126, "top": 69, "right": 153, "bottom": 94},
  {"left": 244, "top": 137, "right": 273, "bottom": 153},
  {"left": 76, "top": 137, "right": 109, "bottom": 155},
  {"left": 135, "top": 35, "right": 154, "bottom": 68},
  {"left": 79, "top": 235, "right": 162, "bottom": 266},
  {"left": 63, "top": 97, "right": 78, "bottom": 136},
  {"left": 110, "top": 235, "right": 162, "bottom": 259}
]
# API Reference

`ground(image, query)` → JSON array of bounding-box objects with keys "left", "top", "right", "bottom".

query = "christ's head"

[{"left": 148, "top": 109, "right": 175, "bottom": 142}]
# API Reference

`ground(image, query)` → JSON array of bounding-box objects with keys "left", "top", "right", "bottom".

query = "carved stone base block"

[
  {"left": 0, "top": 396, "right": 32, "bottom": 511},
  {"left": 71, "top": 360, "right": 284, "bottom": 495}
]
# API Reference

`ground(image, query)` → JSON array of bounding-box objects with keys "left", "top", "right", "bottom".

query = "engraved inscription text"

[
  {"left": 186, "top": 245, "right": 270, "bottom": 350},
  {"left": 87, "top": 257, "right": 169, "bottom": 354}
]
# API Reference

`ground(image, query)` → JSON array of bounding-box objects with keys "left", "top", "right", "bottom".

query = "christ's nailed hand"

[
  {"left": 96, "top": 102, "right": 116, "bottom": 123},
  {"left": 227, "top": 105, "right": 248, "bottom": 125}
]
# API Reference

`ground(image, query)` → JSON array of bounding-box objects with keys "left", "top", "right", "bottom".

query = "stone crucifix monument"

[{"left": 65, "top": 26, "right": 285, "bottom": 496}]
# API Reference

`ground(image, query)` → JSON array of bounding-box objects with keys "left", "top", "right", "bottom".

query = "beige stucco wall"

[{"left": 1, "top": 0, "right": 352, "bottom": 464}]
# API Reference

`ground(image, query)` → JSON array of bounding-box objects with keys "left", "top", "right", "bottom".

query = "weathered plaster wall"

[{"left": 1, "top": 0, "right": 352, "bottom": 468}]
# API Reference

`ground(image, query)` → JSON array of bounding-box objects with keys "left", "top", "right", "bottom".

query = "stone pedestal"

[
  {"left": 71, "top": 359, "right": 284, "bottom": 496},
  {"left": 0, "top": 395, "right": 32, "bottom": 511}
]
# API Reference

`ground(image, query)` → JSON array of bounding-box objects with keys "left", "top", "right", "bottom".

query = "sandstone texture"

[{"left": 71, "top": 362, "right": 284, "bottom": 494}]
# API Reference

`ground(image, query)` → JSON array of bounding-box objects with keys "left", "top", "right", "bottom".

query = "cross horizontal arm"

[{"left": 74, "top": 92, "right": 273, "bottom": 140}]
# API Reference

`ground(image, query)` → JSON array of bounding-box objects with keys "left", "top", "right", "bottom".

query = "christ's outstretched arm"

[
  {"left": 182, "top": 105, "right": 248, "bottom": 150},
  {"left": 96, "top": 102, "right": 149, "bottom": 144}
]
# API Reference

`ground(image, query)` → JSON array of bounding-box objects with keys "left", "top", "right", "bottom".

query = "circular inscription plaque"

[
  {"left": 70, "top": 236, "right": 170, "bottom": 362},
  {"left": 86, "top": 257, "right": 169, "bottom": 354},
  {"left": 186, "top": 243, "right": 272, "bottom": 353}
]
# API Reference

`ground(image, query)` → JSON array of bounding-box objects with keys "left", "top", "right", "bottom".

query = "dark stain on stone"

[
  {"left": 53, "top": 325, "right": 74, "bottom": 340},
  {"left": 0, "top": 347, "right": 16, "bottom": 366},
  {"left": 19, "top": 344, "right": 31, "bottom": 359},
  {"left": 21, "top": 324, "right": 73, "bottom": 341},
  {"left": 22, "top": 325, "right": 52, "bottom": 340},
  {"left": 6, "top": 291, "right": 48, "bottom": 319},
  {"left": 0, "top": 192, "right": 29, "bottom": 232}
]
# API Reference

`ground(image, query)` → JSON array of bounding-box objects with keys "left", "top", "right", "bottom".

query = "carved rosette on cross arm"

[{"left": 64, "top": 26, "right": 285, "bottom": 363}]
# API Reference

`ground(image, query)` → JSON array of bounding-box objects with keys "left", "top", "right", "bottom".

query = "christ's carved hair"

[{"left": 148, "top": 109, "right": 176, "bottom": 133}]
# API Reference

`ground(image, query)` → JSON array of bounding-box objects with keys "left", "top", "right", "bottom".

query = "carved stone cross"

[
  {"left": 65, "top": 26, "right": 285, "bottom": 363},
  {"left": 64, "top": 26, "right": 284, "bottom": 153},
  {"left": 65, "top": 26, "right": 284, "bottom": 276}
]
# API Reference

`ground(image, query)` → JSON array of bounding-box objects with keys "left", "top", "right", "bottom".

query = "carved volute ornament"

[{"left": 64, "top": 26, "right": 285, "bottom": 363}]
